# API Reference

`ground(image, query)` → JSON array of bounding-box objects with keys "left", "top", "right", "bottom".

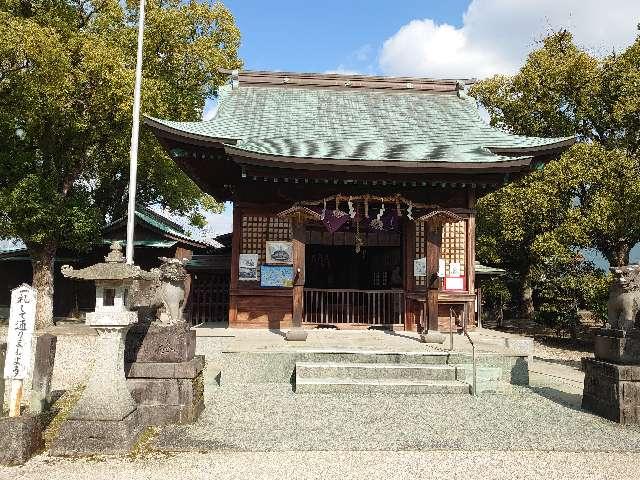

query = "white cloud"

[{"left": 380, "top": 0, "right": 640, "bottom": 79}]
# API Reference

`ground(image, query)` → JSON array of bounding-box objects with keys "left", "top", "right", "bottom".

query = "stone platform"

[
  {"left": 126, "top": 356, "right": 205, "bottom": 425},
  {"left": 51, "top": 410, "right": 141, "bottom": 456},
  {"left": 582, "top": 358, "right": 640, "bottom": 424},
  {"left": 125, "top": 322, "right": 205, "bottom": 426},
  {"left": 582, "top": 328, "right": 640, "bottom": 424},
  {"left": 0, "top": 415, "right": 44, "bottom": 465}
]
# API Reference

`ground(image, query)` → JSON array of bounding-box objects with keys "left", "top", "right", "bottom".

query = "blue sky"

[{"left": 222, "top": 0, "right": 469, "bottom": 74}]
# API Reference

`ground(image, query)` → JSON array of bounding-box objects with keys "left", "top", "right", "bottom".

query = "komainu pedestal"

[
  {"left": 583, "top": 356, "right": 640, "bottom": 424},
  {"left": 125, "top": 322, "right": 204, "bottom": 426},
  {"left": 582, "top": 265, "right": 640, "bottom": 424}
]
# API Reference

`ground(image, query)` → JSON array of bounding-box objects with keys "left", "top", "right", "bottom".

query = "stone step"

[
  {"left": 296, "top": 362, "right": 457, "bottom": 381},
  {"left": 295, "top": 377, "right": 470, "bottom": 394},
  {"left": 216, "top": 350, "right": 451, "bottom": 384}
]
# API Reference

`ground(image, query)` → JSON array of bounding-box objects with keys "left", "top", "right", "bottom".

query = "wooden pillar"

[
  {"left": 286, "top": 217, "right": 308, "bottom": 341},
  {"left": 228, "top": 206, "right": 242, "bottom": 325},
  {"left": 466, "top": 188, "right": 476, "bottom": 326},
  {"left": 425, "top": 221, "right": 442, "bottom": 332},
  {"left": 403, "top": 220, "right": 416, "bottom": 331},
  {"left": 292, "top": 220, "right": 305, "bottom": 328}
]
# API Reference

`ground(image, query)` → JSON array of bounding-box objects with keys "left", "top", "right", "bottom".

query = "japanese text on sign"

[{"left": 4, "top": 284, "right": 37, "bottom": 380}]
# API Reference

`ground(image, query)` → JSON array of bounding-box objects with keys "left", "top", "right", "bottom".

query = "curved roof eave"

[
  {"left": 224, "top": 145, "right": 534, "bottom": 174},
  {"left": 486, "top": 136, "right": 576, "bottom": 154},
  {"left": 143, "top": 116, "right": 237, "bottom": 146}
]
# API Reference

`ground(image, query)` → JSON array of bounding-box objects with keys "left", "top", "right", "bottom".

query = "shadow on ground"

[{"left": 528, "top": 385, "right": 583, "bottom": 411}]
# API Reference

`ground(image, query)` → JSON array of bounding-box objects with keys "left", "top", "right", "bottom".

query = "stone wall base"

[
  {"left": 0, "top": 415, "right": 44, "bottom": 466},
  {"left": 593, "top": 329, "right": 640, "bottom": 365},
  {"left": 126, "top": 355, "right": 205, "bottom": 426},
  {"left": 50, "top": 409, "right": 142, "bottom": 456},
  {"left": 582, "top": 358, "right": 640, "bottom": 424}
]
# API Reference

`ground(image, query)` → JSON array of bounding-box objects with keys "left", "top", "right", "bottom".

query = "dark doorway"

[{"left": 305, "top": 245, "right": 402, "bottom": 290}]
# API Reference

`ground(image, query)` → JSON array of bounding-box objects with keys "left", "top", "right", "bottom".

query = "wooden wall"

[{"left": 229, "top": 190, "right": 477, "bottom": 331}]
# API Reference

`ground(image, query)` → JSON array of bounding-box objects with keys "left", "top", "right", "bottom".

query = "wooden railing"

[{"left": 303, "top": 288, "right": 405, "bottom": 325}]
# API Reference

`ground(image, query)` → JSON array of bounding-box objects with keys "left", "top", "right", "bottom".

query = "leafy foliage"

[
  {"left": 471, "top": 29, "right": 640, "bottom": 326},
  {"left": 0, "top": 0, "right": 241, "bottom": 326},
  {"left": 532, "top": 256, "right": 610, "bottom": 337},
  {"left": 0, "top": 0, "right": 241, "bottom": 252}
]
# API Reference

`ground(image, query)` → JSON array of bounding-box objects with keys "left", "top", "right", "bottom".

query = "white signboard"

[
  {"left": 266, "top": 241, "right": 293, "bottom": 265},
  {"left": 4, "top": 284, "right": 37, "bottom": 380},
  {"left": 438, "top": 258, "right": 446, "bottom": 278},
  {"left": 413, "top": 257, "right": 426, "bottom": 277},
  {"left": 449, "top": 262, "right": 461, "bottom": 277},
  {"left": 239, "top": 254, "right": 259, "bottom": 281}
]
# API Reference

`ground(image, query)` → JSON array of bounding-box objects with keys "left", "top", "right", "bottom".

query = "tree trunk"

[
  {"left": 611, "top": 242, "right": 630, "bottom": 267},
  {"left": 521, "top": 272, "right": 534, "bottom": 321},
  {"left": 30, "top": 244, "right": 56, "bottom": 330}
]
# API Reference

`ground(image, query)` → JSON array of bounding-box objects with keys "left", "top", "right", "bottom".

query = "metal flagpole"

[{"left": 125, "top": 0, "right": 146, "bottom": 265}]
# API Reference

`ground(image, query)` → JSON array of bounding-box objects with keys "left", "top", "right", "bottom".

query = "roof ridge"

[{"left": 218, "top": 68, "right": 475, "bottom": 94}]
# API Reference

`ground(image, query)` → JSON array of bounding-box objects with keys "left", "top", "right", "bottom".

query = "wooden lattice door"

[{"left": 186, "top": 271, "right": 230, "bottom": 324}]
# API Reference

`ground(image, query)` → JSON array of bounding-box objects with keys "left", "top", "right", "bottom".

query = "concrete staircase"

[{"left": 295, "top": 361, "right": 470, "bottom": 394}]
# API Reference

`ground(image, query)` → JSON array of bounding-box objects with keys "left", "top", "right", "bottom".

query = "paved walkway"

[
  {"left": 3, "top": 451, "right": 640, "bottom": 480},
  {"left": 193, "top": 325, "right": 532, "bottom": 353}
]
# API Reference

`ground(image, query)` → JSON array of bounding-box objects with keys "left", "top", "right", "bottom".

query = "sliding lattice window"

[
  {"left": 414, "top": 220, "right": 466, "bottom": 287},
  {"left": 240, "top": 215, "right": 292, "bottom": 282}
]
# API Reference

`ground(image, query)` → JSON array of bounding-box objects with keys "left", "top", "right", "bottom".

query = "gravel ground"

[
  {"left": 2, "top": 450, "right": 640, "bottom": 480},
  {"left": 533, "top": 340, "right": 593, "bottom": 364},
  {"left": 3, "top": 327, "right": 638, "bottom": 479},
  {"left": 150, "top": 383, "right": 640, "bottom": 453}
]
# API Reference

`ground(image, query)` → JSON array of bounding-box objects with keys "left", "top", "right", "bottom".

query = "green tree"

[
  {"left": 476, "top": 170, "right": 575, "bottom": 318},
  {"left": 0, "top": 0, "right": 241, "bottom": 328},
  {"left": 471, "top": 29, "right": 640, "bottom": 320}
]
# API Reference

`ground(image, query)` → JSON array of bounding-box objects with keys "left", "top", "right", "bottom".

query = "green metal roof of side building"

[{"left": 145, "top": 70, "right": 574, "bottom": 165}]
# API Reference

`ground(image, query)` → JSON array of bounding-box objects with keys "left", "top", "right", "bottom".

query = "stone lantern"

[{"left": 52, "top": 242, "right": 150, "bottom": 455}]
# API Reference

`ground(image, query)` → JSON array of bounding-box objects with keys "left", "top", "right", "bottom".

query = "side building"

[{"left": 0, "top": 207, "right": 218, "bottom": 322}]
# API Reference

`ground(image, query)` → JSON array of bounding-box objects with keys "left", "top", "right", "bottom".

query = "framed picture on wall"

[
  {"left": 413, "top": 257, "right": 426, "bottom": 277},
  {"left": 260, "top": 265, "right": 294, "bottom": 287},
  {"left": 265, "top": 241, "right": 293, "bottom": 264},
  {"left": 239, "top": 253, "right": 259, "bottom": 281}
]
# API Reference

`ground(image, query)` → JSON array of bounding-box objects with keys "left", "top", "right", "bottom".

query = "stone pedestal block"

[
  {"left": 0, "top": 415, "right": 44, "bottom": 465},
  {"left": 126, "top": 321, "right": 195, "bottom": 363},
  {"left": 51, "top": 326, "right": 142, "bottom": 456},
  {"left": 285, "top": 328, "right": 308, "bottom": 342},
  {"left": 420, "top": 332, "right": 446, "bottom": 344},
  {"left": 582, "top": 358, "right": 640, "bottom": 424},
  {"left": 593, "top": 329, "right": 640, "bottom": 365},
  {"left": 51, "top": 409, "right": 141, "bottom": 456},
  {"left": 125, "top": 355, "right": 205, "bottom": 426}
]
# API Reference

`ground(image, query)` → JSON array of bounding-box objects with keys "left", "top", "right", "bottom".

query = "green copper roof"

[
  {"left": 148, "top": 83, "right": 573, "bottom": 164},
  {"left": 475, "top": 261, "right": 506, "bottom": 276}
]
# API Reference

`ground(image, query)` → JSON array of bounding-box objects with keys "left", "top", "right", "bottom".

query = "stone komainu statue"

[
  {"left": 608, "top": 265, "right": 640, "bottom": 331},
  {"left": 130, "top": 257, "right": 189, "bottom": 324}
]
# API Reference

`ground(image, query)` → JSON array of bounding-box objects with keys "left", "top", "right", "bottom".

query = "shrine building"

[{"left": 144, "top": 70, "right": 574, "bottom": 333}]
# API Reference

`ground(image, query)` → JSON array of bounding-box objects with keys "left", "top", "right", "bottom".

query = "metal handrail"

[
  {"left": 451, "top": 305, "right": 477, "bottom": 396},
  {"left": 462, "top": 306, "right": 477, "bottom": 396}
]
